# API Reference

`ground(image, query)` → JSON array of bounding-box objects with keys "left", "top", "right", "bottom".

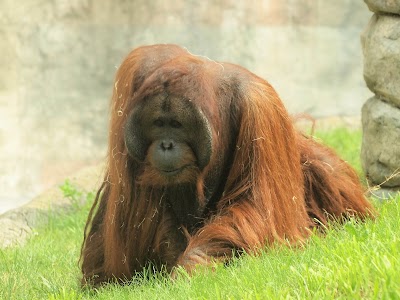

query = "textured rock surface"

[
  {"left": 364, "top": 0, "right": 400, "bottom": 14},
  {"left": 0, "top": 208, "right": 45, "bottom": 248},
  {"left": 361, "top": 97, "right": 400, "bottom": 188},
  {"left": 362, "top": 14, "right": 400, "bottom": 108},
  {"left": 368, "top": 187, "right": 400, "bottom": 200},
  {"left": 361, "top": 0, "right": 400, "bottom": 193}
]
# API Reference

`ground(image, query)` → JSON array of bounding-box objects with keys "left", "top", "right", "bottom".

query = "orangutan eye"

[
  {"left": 153, "top": 119, "right": 164, "bottom": 127},
  {"left": 170, "top": 120, "right": 182, "bottom": 128}
]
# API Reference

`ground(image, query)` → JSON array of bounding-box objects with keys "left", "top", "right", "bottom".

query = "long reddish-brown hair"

[{"left": 80, "top": 44, "right": 374, "bottom": 286}]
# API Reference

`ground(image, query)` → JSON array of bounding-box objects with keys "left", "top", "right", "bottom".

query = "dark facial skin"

[{"left": 124, "top": 93, "right": 213, "bottom": 183}]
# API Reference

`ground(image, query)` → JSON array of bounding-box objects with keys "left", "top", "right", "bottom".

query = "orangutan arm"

[{"left": 176, "top": 201, "right": 281, "bottom": 273}]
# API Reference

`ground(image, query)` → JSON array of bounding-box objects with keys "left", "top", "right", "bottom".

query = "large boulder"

[
  {"left": 361, "top": 96, "right": 400, "bottom": 188},
  {"left": 364, "top": 0, "right": 400, "bottom": 14},
  {"left": 361, "top": 14, "right": 400, "bottom": 108}
]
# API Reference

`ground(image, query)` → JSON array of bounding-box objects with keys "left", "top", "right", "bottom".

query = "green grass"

[
  {"left": 1, "top": 128, "right": 399, "bottom": 299},
  {"left": 314, "top": 128, "right": 363, "bottom": 175}
]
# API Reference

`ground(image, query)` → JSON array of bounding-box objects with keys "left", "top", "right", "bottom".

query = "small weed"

[
  {"left": 59, "top": 180, "right": 84, "bottom": 210},
  {"left": 59, "top": 180, "right": 95, "bottom": 211}
]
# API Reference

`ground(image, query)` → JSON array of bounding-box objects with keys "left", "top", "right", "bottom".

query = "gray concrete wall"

[{"left": 0, "top": 1, "right": 372, "bottom": 214}]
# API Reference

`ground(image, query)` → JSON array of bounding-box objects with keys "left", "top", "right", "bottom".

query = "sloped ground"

[{"left": 0, "top": 163, "right": 104, "bottom": 248}]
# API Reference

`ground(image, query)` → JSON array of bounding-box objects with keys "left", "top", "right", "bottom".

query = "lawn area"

[{"left": 1, "top": 128, "right": 399, "bottom": 299}]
